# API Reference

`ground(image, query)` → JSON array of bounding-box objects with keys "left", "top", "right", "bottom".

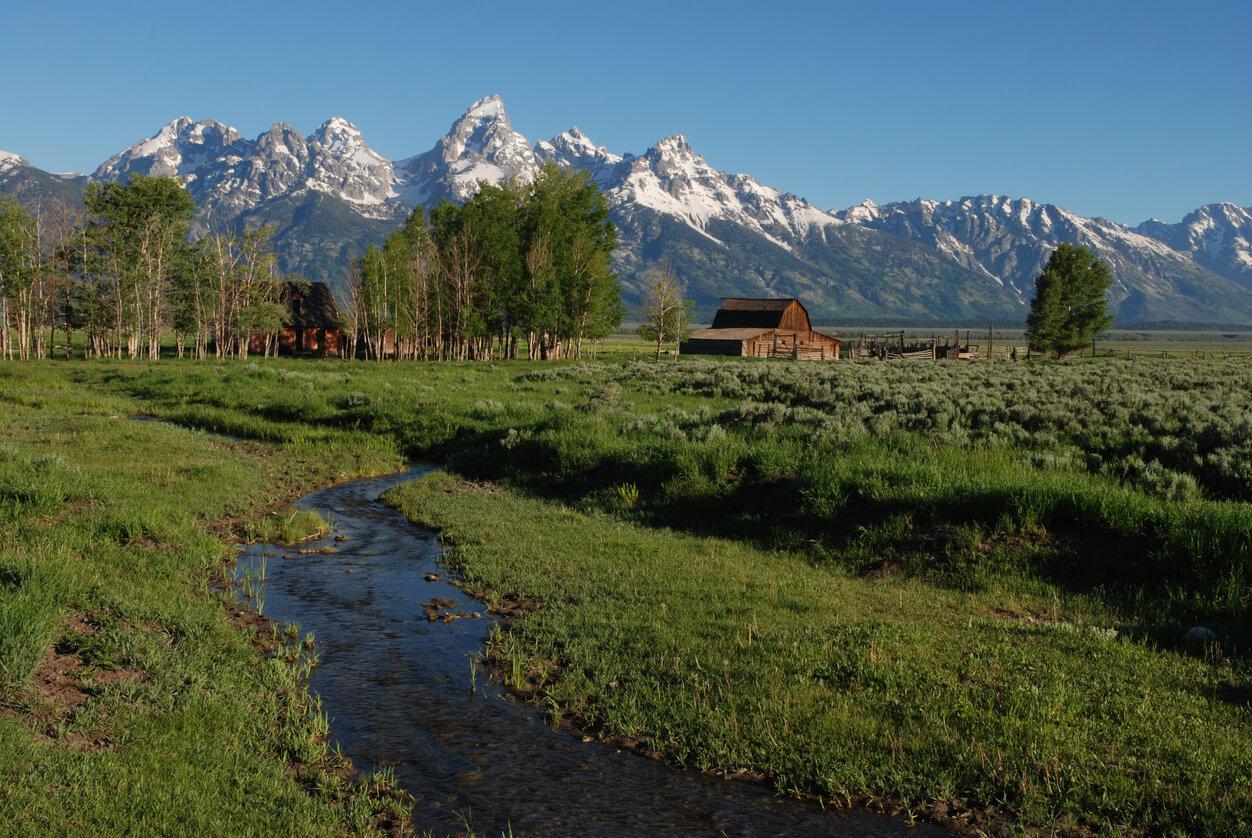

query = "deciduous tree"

[
  {"left": 637, "top": 260, "right": 693, "bottom": 360},
  {"left": 83, "top": 174, "right": 196, "bottom": 358}
]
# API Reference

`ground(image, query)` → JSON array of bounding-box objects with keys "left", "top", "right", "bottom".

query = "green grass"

[
  {"left": 3, "top": 353, "right": 1251, "bottom": 835},
  {"left": 386, "top": 471, "right": 1252, "bottom": 836},
  {"left": 0, "top": 362, "right": 408, "bottom": 837}
]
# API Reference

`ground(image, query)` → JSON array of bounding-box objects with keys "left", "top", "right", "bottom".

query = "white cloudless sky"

[{"left": 1, "top": 0, "right": 1248, "bottom": 225}]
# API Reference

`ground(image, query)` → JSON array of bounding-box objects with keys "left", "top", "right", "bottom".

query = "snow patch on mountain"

[{"left": 0, "top": 150, "right": 27, "bottom": 170}]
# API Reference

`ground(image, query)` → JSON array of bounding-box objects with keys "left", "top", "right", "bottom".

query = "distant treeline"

[
  {"left": 0, "top": 175, "right": 288, "bottom": 361},
  {"left": 0, "top": 163, "right": 624, "bottom": 363}
]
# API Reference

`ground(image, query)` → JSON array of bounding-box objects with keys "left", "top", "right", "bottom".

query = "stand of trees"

[
  {"left": 0, "top": 174, "right": 288, "bottom": 361},
  {"left": 3, "top": 164, "right": 625, "bottom": 364},
  {"left": 344, "top": 163, "right": 623, "bottom": 361}
]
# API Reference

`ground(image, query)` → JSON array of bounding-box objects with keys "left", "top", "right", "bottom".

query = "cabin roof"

[{"left": 283, "top": 281, "right": 340, "bottom": 330}]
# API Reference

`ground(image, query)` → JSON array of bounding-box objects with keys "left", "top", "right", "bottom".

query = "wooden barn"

[
  {"left": 681, "top": 298, "right": 840, "bottom": 360},
  {"left": 250, "top": 281, "right": 342, "bottom": 357}
]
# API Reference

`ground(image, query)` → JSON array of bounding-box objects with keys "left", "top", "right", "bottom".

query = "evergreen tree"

[{"left": 1025, "top": 243, "right": 1114, "bottom": 358}]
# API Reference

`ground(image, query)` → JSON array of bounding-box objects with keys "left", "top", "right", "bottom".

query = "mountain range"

[{"left": 3, "top": 95, "right": 1250, "bottom": 325}]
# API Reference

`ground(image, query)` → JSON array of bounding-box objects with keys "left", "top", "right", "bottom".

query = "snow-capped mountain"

[
  {"left": 395, "top": 95, "right": 538, "bottom": 206},
  {"left": 606, "top": 134, "right": 840, "bottom": 249},
  {"left": 2, "top": 96, "right": 1249, "bottom": 323},
  {"left": 93, "top": 117, "right": 246, "bottom": 182},
  {"left": 1136, "top": 203, "right": 1252, "bottom": 290},
  {"left": 0, "top": 149, "right": 85, "bottom": 208},
  {"left": 534, "top": 127, "right": 621, "bottom": 187},
  {"left": 0, "top": 150, "right": 29, "bottom": 171},
  {"left": 426, "top": 107, "right": 993, "bottom": 316},
  {"left": 92, "top": 115, "right": 404, "bottom": 225},
  {"left": 835, "top": 196, "right": 1252, "bottom": 323}
]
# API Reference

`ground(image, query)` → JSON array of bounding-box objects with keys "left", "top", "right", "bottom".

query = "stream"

[{"left": 235, "top": 467, "right": 948, "bottom": 837}]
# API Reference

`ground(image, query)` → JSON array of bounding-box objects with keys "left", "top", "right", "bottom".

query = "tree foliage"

[
  {"left": 349, "top": 163, "right": 622, "bottom": 360},
  {"left": 1025, "top": 243, "right": 1114, "bottom": 358},
  {"left": 83, "top": 174, "right": 197, "bottom": 358},
  {"left": 0, "top": 197, "right": 44, "bottom": 360},
  {"left": 1, "top": 166, "right": 624, "bottom": 363}
]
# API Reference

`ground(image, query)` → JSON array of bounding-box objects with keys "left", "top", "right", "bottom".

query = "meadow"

[{"left": 1, "top": 351, "right": 1250, "bottom": 836}]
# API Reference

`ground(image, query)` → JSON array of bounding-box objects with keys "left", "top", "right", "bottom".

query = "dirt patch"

[
  {"left": 0, "top": 613, "right": 147, "bottom": 752},
  {"left": 483, "top": 591, "right": 539, "bottom": 619},
  {"left": 36, "top": 499, "right": 99, "bottom": 529}
]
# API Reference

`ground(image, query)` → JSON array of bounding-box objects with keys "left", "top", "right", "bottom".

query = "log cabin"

[{"left": 250, "top": 281, "right": 342, "bottom": 357}]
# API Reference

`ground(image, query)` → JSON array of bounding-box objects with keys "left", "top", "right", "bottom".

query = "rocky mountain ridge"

[{"left": 3, "top": 96, "right": 1250, "bottom": 323}]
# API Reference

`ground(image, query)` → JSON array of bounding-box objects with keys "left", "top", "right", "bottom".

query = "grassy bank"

[
  {"left": 0, "top": 363, "right": 409, "bottom": 836},
  {"left": 4, "top": 354, "right": 1252, "bottom": 835},
  {"left": 386, "top": 472, "right": 1250, "bottom": 835}
]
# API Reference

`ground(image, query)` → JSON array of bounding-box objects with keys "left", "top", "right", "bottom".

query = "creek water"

[{"left": 235, "top": 467, "right": 947, "bottom": 837}]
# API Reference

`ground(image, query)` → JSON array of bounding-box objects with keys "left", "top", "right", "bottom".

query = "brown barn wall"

[{"left": 777, "top": 301, "right": 812, "bottom": 332}]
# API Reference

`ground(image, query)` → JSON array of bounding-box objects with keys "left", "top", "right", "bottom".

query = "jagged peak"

[
  {"left": 316, "top": 116, "right": 361, "bottom": 136},
  {"left": 262, "top": 121, "right": 300, "bottom": 135},
  {"left": 310, "top": 117, "right": 370, "bottom": 154},
  {"left": 653, "top": 134, "right": 694, "bottom": 154},
  {"left": 130, "top": 117, "right": 195, "bottom": 156},
  {"left": 1193, "top": 202, "right": 1252, "bottom": 222},
  {"left": 551, "top": 125, "right": 596, "bottom": 148},
  {"left": 436, "top": 95, "right": 531, "bottom": 165},
  {"left": 538, "top": 126, "right": 621, "bottom": 164},
  {"left": 0, "top": 150, "right": 28, "bottom": 168},
  {"left": 462, "top": 94, "right": 508, "bottom": 122}
]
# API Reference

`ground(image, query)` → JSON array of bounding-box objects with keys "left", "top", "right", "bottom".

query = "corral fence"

[{"left": 838, "top": 328, "right": 1252, "bottom": 361}]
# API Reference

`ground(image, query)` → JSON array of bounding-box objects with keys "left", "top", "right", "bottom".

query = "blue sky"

[{"left": 2, "top": 0, "right": 1248, "bottom": 226}]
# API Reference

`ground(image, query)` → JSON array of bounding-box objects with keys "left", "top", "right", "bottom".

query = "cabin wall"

[{"left": 684, "top": 330, "right": 839, "bottom": 360}]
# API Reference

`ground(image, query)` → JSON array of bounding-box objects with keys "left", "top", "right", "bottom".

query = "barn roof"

[
  {"left": 710, "top": 298, "right": 805, "bottom": 330},
  {"left": 717, "top": 298, "right": 797, "bottom": 311},
  {"left": 282, "top": 281, "right": 340, "bottom": 330}
]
